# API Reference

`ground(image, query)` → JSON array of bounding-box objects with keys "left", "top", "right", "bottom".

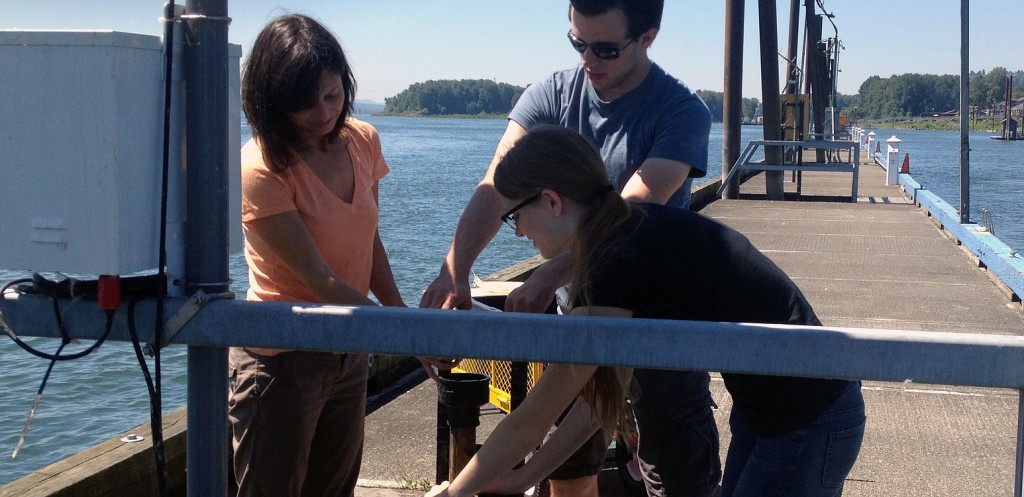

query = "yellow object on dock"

[{"left": 456, "top": 279, "right": 546, "bottom": 413}]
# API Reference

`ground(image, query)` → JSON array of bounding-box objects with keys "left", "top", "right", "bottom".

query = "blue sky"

[{"left": 2, "top": 1, "right": 1018, "bottom": 103}]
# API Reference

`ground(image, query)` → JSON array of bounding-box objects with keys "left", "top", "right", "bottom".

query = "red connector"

[{"left": 98, "top": 275, "right": 121, "bottom": 311}]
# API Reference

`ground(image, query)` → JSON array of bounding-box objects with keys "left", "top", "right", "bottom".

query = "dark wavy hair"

[
  {"left": 570, "top": 0, "right": 663, "bottom": 38},
  {"left": 493, "top": 124, "right": 633, "bottom": 437},
  {"left": 241, "top": 14, "right": 356, "bottom": 172}
]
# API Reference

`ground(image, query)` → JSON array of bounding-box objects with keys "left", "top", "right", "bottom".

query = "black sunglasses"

[
  {"left": 567, "top": 31, "right": 639, "bottom": 60},
  {"left": 500, "top": 193, "right": 541, "bottom": 231}
]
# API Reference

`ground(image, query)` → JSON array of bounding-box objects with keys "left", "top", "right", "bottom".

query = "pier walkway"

[{"left": 356, "top": 152, "right": 1024, "bottom": 496}]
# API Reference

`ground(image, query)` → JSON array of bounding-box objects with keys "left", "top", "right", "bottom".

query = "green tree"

[
  {"left": 742, "top": 97, "right": 761, "bottom": 122},
  {"left": 384, "top": 79, "right": 526, "bottom": 115},
  {"left": 696, "top": 90, "right": 724, "bottom": 121}
]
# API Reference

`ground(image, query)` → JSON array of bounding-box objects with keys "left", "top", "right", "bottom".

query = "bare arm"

[
  {"left": 368, "top": 183, "right": 405, "bottom": 307},
  {"left": 429, "top": 363, "right": 599, "bottom": 497},
  {"left": 477, "top": 397, "right": 599, "bottom": 495},
  {"left": 420, "top": 120, "right": 528, "bottom": 310},
  {"left": 504, "top": 252, "right": 573, "bottom": 313},
  {"left": 428, "top": 306, "right": 634, "bottom": 497},
  {"left": 619, "top": 157, "right": 693, "bottom": 205}
]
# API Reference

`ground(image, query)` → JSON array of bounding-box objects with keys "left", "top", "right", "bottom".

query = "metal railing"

[
  {"left": 717, "top": 138, "right": 861, "bottom": 201},
  {"left": 2, "top": 293, "right": 1024, "bottom": 495}
]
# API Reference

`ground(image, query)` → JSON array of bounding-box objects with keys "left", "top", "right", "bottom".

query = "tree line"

[
  {"left": 696, "top": 90, "right": 761, "bottom": 123},
  {"left": 846, "top": 68, "right": 1023, "bottom": 120},
  {"left": 383, "top": 68, "right": 1021, "bottom": 122},
  {"left": 383, "top": 79, "right": 525, "bottom": 116},
  {"left": 382, "top": 79, "right": 762, "bottom": 122}
]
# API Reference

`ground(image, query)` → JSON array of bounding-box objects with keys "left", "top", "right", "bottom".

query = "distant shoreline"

[
  {"left": 373, "top": 111, "right": 508, "bottom": 119},
  {"left": 860, "top": 116, "right": 1008, "bottom": 132}
]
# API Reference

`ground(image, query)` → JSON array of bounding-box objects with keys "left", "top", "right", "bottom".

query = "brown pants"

[{"left": 229, "top": 348, "right": 368, "bottom": 497}]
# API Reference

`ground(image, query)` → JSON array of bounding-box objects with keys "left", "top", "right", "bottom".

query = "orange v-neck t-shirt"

[{"left": 241, "top": 118, "right": 389, "bottom": 303}]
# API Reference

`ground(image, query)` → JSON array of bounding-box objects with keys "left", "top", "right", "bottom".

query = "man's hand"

[{"left": 420, "top": 271, "right": 473, "bottom": 310}]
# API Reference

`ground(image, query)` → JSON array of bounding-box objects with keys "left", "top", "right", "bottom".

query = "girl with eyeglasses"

[{"left": 427, "top": 124, "right": 865, "bottom": 497}]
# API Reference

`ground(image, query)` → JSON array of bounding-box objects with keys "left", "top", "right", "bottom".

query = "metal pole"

[
  {"left": 722, "top": 0, "right": 744, "bottom": 199},
  {"left": 436, "top": 401, "right": 451, "bottom": 484},
  {"left": 184, "top": 0, "right": 231, "bottom": 495},
  {"left": 758, "top": 0, "right": 784, "bottom": 199},
  {"left": 1004, "top": 75, "right": 1012, "bottom": 140},
  {"left": 959, "top": 0, "right": 971, "bottom": 224},
  {"left": 1016, "top": 390, "right": 1024, "bottom": 497},
  {"left": 510, "top": 362, "right": 528, "bottom": 410},
  {"left": 806, "top": 12, "right": 826, "bottom": 162},
  {"left": 784, "top": 0, "right": 800, "bottom": 96}
]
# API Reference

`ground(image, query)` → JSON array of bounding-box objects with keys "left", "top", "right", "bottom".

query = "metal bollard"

[{"left": 886, "top": 135, "right": 902, "bottom": 185}]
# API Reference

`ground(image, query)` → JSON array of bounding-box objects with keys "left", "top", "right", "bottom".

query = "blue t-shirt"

[{"left": 509, "top": 63, "right": 711, "bottom": 209}]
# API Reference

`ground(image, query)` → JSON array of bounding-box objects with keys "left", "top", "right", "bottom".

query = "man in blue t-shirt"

[{"left": 422, "top": 1, "right": 718, "bottom": 496}]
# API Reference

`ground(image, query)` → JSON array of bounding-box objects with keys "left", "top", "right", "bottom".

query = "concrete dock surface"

[{"left": 356, "top": 155, "right": 1024, "bottom": 497}]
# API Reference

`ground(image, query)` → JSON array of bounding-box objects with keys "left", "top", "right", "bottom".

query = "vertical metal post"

[
  {"left": 510, "top": 362, "right": 528, "bottom": 410},
  {"left": 784, "top": 0, "right": 800, "bottom": 96},
  {"left": 722, "top": 0, "right": 744, "bottom": 199},
  {"left": 959, "top": 0, "right": 971, "bottom": 224},
  {"left": 1004, "top": 75, "right": 1013, "bottom": 140},
  {"left": 436, "top": 401, "right": 451, "bottom": 485},
  {"left": 184, "top": 0, "right": 230, "bottom": 495},
  {"left": 805, "top": 12, "right": 826, "bottom": 162},
  {"left": 1016, "top": 390, "right": 1024, "bottom": 497},
  {"left": 758, "top": 0, "right": 784, "bottom": 199}
]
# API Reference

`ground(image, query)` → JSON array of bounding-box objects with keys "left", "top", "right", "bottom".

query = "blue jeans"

[{"left": 721, "top": 381, "right": 865, "bottom": 497}]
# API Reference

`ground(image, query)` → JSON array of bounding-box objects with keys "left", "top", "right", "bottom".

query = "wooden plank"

[{"left": 0, "top": 409, "right": 188, "bottom": 497}]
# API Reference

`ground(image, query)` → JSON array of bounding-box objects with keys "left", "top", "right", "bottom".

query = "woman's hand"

[
  {"left": 425, "top": 480, "right": 451, "bottom": 497},
  {"left": 418, "top": 357, "right": 463, "bottom": 382}
]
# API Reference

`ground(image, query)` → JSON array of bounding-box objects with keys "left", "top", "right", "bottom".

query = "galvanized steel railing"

[{"left": 2, "top": 294, "right": 1024, "bottom": 495}]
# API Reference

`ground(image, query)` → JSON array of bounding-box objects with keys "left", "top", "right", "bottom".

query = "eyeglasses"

[
  {"left": 500, "top": 193, "right": 541, "bottom": 231},
  {"left": 567, "top": 31, "right": 639, "bottom": 60}
]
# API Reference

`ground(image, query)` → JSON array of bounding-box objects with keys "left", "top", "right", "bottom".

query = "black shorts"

[{"left": 632, "top": 369, "right": 722, "bottom": 497}]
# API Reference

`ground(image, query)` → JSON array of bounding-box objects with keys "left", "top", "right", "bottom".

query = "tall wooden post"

[
  {"left": 722, "top": 0, "right": 744, "bottom": 199},
  {"left": 758, "top": 0, "right": 784, "bottom": 199},
  {"left": 785, "top": 0, "right": 801, "bottom": 96},
  {"left": 959, "top": 0, "right": 970, "bottom": 224}
]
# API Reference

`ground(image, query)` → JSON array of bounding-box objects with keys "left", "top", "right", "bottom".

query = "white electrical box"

[{"left": 0, "top": 30, "right": 242, "bottom": 275}]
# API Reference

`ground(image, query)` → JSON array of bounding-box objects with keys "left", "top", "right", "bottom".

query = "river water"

[
  {"left": 0, "top": 118, "right": 1019, "bottom": 485},
  {"left": 864, "top": 127, "right": 1023, "bottom": 251}
]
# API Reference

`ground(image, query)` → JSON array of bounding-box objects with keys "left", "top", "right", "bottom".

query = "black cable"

[
  {"left": 128, "top": 299, "right": 168, "bottom": 496},
  {"left": 135, "top": 1, "right": 179, "bottom": 494},
  {"left": 1, "top": 278, "right": 115, "bottom": 362},
  {"left": 11, "top": 341, "right": 66, "bottom": 458}
]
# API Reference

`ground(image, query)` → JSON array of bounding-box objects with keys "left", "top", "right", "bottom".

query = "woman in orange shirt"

[{"left": 229, "top": 14, "right": 404, "bottom": 497}]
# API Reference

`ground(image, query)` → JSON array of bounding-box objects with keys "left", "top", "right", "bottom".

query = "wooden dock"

[
  {"left": 360, "top": 153, "right": 1024, "bottom": 496},
  {"left": 701, "top": 158, "right": 1024, "bottom": 496},
  {"left": 4, "top": 148, "right": 1023, "bottom": 496}
]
